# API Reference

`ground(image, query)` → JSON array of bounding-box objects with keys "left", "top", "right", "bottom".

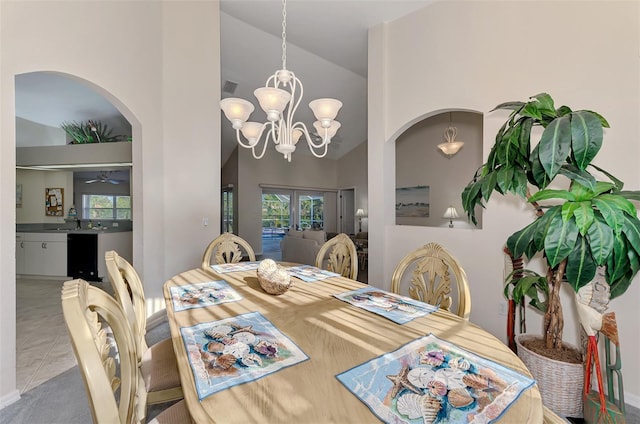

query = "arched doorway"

[{"left": 14, "top": 71, "right": 139, "bottom": 392}]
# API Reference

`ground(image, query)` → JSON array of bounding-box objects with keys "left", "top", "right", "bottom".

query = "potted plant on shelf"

[
  {"left": 60, "top": 120, "right": 128, "bottom": 144},
  {"left": 461, "top": 93, "right": 640, "bottom": 417}
]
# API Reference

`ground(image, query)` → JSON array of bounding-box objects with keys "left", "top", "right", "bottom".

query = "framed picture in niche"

[
  {"left": 45, "top": 188, "right": 64, "bottom": 216},
  {"left": 396, "top": 185, "right": 429, "bottom": 218}
]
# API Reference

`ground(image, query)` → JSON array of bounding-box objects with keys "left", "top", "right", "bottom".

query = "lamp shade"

[
  {"left": 254, "top": 87, "right": 292, "bottom": 121},
  {"left": 291, "top": 128, "right": 303, "bottom": 145},
  {"left": 355, "top": 208, "right": 366, "bottom": 217},
  {"left": 438, "top": 140, "right": 464, "bottom": 155},
  {"left": 220, "top": 98, "right": 254, "bottom": 129},
  {"left": 309, "top": 98, "right": 343, "bottom": 123},
  {"left": 240, "top": 122, "right": 264, "bottom": 144},
  {"left": 442, "top": 206, "right": 459, "bottom": 219},
  {"left": 313, "top": 120, "right": 341, "bottom": 140}
]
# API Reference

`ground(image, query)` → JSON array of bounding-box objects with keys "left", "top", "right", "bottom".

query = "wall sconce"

[
  {"left": 442, "top": 206, "right": 459, "bottom": 228},
  {"left": 437, "top": 112, "right": 464, "bottom": 156},
  {"left": 355, "top": 208, "right": 366, "bottom": 233}
]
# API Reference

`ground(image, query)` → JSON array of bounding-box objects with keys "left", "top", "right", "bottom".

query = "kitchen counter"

[{"left": 17, "top": 227, "right": 132, "bottom": 234}]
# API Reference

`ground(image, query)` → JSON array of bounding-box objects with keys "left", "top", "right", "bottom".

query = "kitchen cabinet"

[
  {"left": 16, "top": 232, "right": 68, "bottom": 277},
  {"left": 16, "top": 234, "right": 26, "bottom": 274}
]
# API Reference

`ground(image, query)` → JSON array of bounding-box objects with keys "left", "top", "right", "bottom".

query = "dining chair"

[
  {"left": 61, "top": 278, "right": 192, "bottom": 423},
  {"left": 201, "top": 232, "right": 256, "bottom": 269},
  {"left": 391, "top": 242, "right": 471, "bottom": 319},
  {"left": 315, "top": 232, "right": 358, "bottom": 280},
  {"left": 105, "top": 250, "right": 184, "bottom": 405}
]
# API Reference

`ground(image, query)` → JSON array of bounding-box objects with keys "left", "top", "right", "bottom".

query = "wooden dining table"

[{"left": 163, "top": 264, "right": 543, "bottom": 423}]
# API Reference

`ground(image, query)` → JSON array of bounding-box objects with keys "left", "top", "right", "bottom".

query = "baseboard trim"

[
  {"left": 0, "top": 390, "right": 21, "bottom": 410},
  {"left": 625, "top": 391, "right": 640, "bottom": 409}
]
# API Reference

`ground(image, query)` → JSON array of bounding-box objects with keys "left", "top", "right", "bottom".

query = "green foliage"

[
  {"left": 504, "top": 269, "right": 548, "bottom": 313},
  {"left": 60, "top": 120, "right": 128, "bottom": 144},
  {"left": 463, "top": 93, "right": 640, "bottom": 301}
]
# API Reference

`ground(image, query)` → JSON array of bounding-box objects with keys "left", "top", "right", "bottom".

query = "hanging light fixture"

[
  {"left": 220, "top": 0, "right": 343, "bottom": 162},
  {"left": 437, "top": 112, "right": 464, "bottom": 156}
]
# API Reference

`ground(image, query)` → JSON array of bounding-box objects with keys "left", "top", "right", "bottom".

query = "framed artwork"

[
  {"left": 16, "top": 184, "right": 22, "bottom": 208},
  {"left": 396, "top": 185, "right": 429, "bottom": 218},
  {"left": 45, "top": 188, "right": 64, "bottom": 216}
]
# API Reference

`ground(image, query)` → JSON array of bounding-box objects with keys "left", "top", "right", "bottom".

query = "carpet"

[
  {"left": 0, "top": 366, "right": 91, "bottom": 424},
  {"left": 1, "top": 321, "right": 173, "bottom": 424}
]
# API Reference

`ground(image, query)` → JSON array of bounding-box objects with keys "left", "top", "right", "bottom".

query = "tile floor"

[
  {"left": 16, "top": 278, "right": 77, "bottom": 393},
  {"left": 15, "top": 277, "right": 113, "bottom": 393}
]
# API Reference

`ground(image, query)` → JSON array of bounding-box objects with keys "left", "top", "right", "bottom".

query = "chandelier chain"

[{"left": 281, "top": 0, "right": 287, "bottom": 70}]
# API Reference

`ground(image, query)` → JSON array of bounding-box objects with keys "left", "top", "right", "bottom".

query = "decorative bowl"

[{"left": 257, "top": 259, "right": 293, "bottom": 295}]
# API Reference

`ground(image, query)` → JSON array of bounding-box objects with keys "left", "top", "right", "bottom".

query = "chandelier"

[
  {"left": 437, "top": 112, "right": 464, "bottom": 156},
  {"left": 219, "top": 0, "right": 343, "bottom": 162}
]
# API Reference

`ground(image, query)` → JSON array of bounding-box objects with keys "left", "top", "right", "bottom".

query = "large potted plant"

[{"left": 461, "top": 93, "right": 640, "bottom": 416}]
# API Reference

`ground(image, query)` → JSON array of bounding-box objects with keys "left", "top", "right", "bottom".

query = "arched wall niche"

[{"left": 394, "top": 109, "right": 483, "bottom": 229}]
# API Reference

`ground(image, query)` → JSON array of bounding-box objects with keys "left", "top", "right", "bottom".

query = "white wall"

[
  {"left": 0, "top": 0, "right": 219, "bottom": 406},
  {"left": 16, "top": 117, "right": 66, "bottom": 147},
  {"left": 16, "top": 169, "right": 73, "bottom": 224},
  {"left": 368, "top": 0, "right": 640, "bottom": 405},
  {"left": 337, "top": 141, "right": 368, "bottom": 231}
]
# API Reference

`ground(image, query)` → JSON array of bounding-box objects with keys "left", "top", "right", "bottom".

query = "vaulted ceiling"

[{"left": 15, "top": 1, "right": 432, "bottom": 164}]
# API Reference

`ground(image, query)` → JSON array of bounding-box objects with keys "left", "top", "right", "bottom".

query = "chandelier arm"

[
  {"left": 269, "top": 120, "right": 283, "bottom": 145},
  {"left": 283, "top": 72, "right": 303, "bottom": 129},
  {"left": 235, "top": 128, "right": 261, "bottom": 149},
  {"left": 308, "top": 141, "right": 329, "bottom": 158},
  {"left": 251, "top": 128, "right": 273, "bottom": 160},
  {"left": 292, "top": 122, "right": 329, "bottom": 149}
]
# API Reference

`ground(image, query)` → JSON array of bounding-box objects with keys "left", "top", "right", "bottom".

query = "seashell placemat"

[
  {"left": 334, "top": 287, "right": 437, "bottom": 324},
  {"left": 169, "top": 280, "right": 242, "bottom": 312},
  {"left": 181, "top": 311, "right": 309, "bottom": 400},
  {"left": 288, "top": 265, "right": 340, "bottom": 282},
  {"left": 210, "top": 261, "right": 261, "bottom": 274},
  {"left": 336, "top": 333, "right": 535, "bottom": 423}
]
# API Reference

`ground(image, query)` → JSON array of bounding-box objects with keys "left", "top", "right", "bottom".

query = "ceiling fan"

[{"left": 85, "top": 171, "right": 120, "bottom": 185}]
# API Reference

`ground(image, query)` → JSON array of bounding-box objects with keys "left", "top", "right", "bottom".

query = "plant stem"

[{"left": 544, "top": 259, "right": 566, "bottom": 350}]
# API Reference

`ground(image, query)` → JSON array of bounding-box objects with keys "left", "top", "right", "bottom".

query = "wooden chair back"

[
  {"left": 61, "top": 278, "right": 144, "bottom": 423},
  {"left": 105, "top": 250, "right": 184, "bottom": 406},
  {"left": 391, "top": 242, "right": 471, "bottom": 319},
  {"left": 315, "top": 233, "right": 358, "bottom": 280},
  {"left": 105, "top": 250, "right": 149, "bottom": 354},
  {"left": 201, "top": 232, "right": 256, "bottom": 268}
]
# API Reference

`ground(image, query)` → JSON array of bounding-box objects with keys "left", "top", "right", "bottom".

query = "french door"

[{"left": 261, "top": 188, "right": 330, "bottom": 231}]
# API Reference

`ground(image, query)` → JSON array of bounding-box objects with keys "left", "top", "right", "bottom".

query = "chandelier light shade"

[
  {"left": 437, "top": 113, "right": 464, "bottom": 156},
  {"left": 219, "top": 0, "right": 343, "bottom": 162},
  {"left": 442, "top": 206, "right": 459, "bottom": 228}
]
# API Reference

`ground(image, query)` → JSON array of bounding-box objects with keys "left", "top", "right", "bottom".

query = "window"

[
  {"left": 82, "top": 194, "right": 131, "bottom": 220},
  {"left": 299, "top": 195, "right": 323, "bottom": 230},
  {"left": 222, "top": 187, "right": 233, "bottom": 233},
  {"left": 262, "top": 193, "right": 290, "bottom": 231}
]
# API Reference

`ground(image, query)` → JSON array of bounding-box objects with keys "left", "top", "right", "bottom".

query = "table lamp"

[
  {"left": 355, "top": 208, "right": 366, "bottom": 233},
  {"left": 443, "top": 206, "right": 459, "bottom": 228}
]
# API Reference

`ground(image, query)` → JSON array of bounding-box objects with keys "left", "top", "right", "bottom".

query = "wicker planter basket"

[{"left": 516, "top": 334, "right": 584, "bottom": 418}]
